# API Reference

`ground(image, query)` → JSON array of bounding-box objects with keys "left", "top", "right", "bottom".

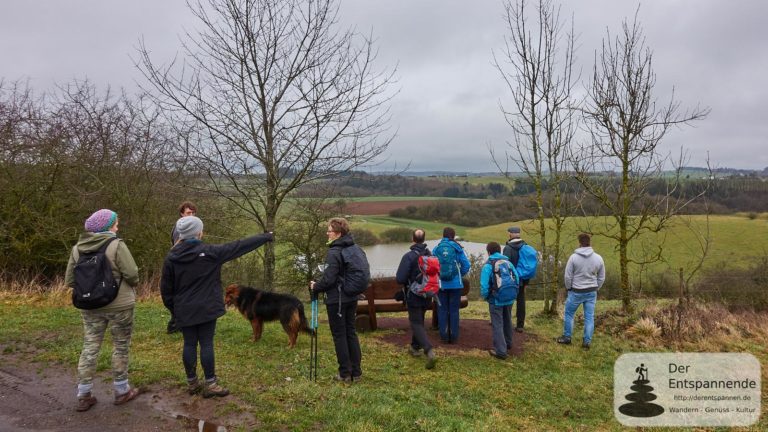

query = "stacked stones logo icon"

[{"left": 619, "top": 363, "right": 665, "bottom": 417}]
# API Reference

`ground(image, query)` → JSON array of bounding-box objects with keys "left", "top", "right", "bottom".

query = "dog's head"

[{"left": 224, "top": 284, "right": 241, "bottom": 308}]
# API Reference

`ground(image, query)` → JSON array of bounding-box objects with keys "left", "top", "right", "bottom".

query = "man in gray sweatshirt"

[{"left": 556, "top": 233, "right": 605, "bottom": 349}]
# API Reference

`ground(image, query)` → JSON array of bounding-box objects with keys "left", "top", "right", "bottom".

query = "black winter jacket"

[
  {"left": 395, "top": 243, "right": 433, "bottom": 308},
  {"left": 313, "top": 234, "right": 360, "bottom": 306},
  {"left": 160, "top": 233, "right": 273, "bottom": 327}
]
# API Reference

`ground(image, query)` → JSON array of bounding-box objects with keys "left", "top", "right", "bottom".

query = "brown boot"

[
  {"left": 75, "top": 393, "right": 97, "bottom": 412},
  {"left": 187, "top": 378, "right": 203, "bottom": 395},
  {"left": 113, "top": 387, "right": 140, "bottom": 405},
  {"left": 202, "top": 380, "right": 230, "bottom": 398}
]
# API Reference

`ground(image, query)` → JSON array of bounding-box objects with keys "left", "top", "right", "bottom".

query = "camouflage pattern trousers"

[{"left": 77, "top": 307, "right": 134, "bottom": 386}]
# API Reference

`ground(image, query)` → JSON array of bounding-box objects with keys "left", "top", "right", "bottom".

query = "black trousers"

[
  {"left": 408, "top": 305, "right": 433, "bottom": 353},
  {"left": 180, "top": 319, "right": 217, "bottom": 380},
  {"left": 326, "top": 301, "right": 362, "bottom": 378},
  {"left": 516, "top": 281, "right": 528, "bottom": 328}
]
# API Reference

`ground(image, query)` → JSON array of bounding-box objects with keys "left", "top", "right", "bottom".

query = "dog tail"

[{"left": 297, "top": 303, "right": 312, "bottom": 334}]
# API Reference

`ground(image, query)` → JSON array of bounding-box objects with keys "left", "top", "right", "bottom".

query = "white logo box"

[{"left": 614, "top": 353, "right": 761, "bottom": 427}]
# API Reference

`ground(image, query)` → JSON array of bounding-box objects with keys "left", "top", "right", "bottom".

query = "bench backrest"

[{"left": 366, "top": 277, "right": 471, "bottom": 300}]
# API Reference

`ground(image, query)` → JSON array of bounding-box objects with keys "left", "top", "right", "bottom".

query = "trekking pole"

[{"left": 309, "top": 288, "right": 319, "bottom": 381}]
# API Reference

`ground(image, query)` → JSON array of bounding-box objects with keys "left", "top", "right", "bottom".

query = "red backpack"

[{"left": 408, "top": 255, "right": 441, "bottom": 299}]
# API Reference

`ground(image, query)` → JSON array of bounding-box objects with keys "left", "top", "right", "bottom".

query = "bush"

[
  {"left": 695, "top": 256, "right": 768, "bottom": 312},
  {"left": 380, "top": 227, "right": 413, "bottom": 243},
  {"left": 351, "top": 229, "right": 379, "bottom": 246}
]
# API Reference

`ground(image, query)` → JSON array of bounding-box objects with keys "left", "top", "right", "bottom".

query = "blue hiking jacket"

[
  {"left": 434, "top": 238, "right": 470, "bottom": 289},
  {"left": 480, "top": 253, "right": 517, "bottom": 306}
]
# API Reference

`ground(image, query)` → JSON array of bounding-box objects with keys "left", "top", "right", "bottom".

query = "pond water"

[{"left": 363, "top": 240, "right": 488, "bottom": 277}]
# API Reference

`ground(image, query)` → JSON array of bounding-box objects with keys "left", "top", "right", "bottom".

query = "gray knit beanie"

[{"left": 176, "top": 216, "right": 204, "bottom": 240}]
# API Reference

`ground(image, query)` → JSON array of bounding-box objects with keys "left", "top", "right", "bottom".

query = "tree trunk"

[
  {"left": 619, "top": 217, "right": 631, "bottom": 313},
  {"left": 263, "top": 194, "right": 277, "bottom": 290}
]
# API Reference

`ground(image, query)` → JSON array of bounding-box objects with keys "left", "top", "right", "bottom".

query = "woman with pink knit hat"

[{"left": 64, "top": 209, "right": 140, "bottom": 412}]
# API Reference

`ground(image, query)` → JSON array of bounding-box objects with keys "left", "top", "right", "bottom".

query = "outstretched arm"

[{"left": 215, "top": 232, "right": 274, "bottom": 263}]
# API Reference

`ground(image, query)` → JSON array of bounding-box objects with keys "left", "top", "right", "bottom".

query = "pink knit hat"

[{"left": 84, "top": 209, "right": 117, "bottom": 233}]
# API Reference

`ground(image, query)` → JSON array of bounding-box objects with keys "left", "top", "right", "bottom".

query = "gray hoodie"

[{"left": 564, "top": 247, "right": 605, "bottom": 293}]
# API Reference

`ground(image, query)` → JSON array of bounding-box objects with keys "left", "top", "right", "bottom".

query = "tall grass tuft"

[{"left": 627, "top": 317, "right": 662, "bottom": 345}]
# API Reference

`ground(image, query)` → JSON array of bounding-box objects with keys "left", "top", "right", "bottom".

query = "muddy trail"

[{"left": 0, "top": 348, "right": 257, "bottom": 432}]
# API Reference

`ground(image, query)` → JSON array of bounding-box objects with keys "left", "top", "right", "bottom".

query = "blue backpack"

[
  {"left": 488, "top": 258, "right": 519, "bottom": 303},
  {"left": 433, "top": 241, "right": 459, "bottom": 281},
  {"left": 516, "top": 244, "right": 538, "bottom": 280}
]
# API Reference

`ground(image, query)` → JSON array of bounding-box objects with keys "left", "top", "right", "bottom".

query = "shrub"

[
  {"left": 351, "top": 229, "right": 379, "bottom": 246},
  {"left": 695, "top": 255, "right": 768, "bottom": 312},
  {"left": 380, "top": 227, "right": 413, "bottom": 243}
]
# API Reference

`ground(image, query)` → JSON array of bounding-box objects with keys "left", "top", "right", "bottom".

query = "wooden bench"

[{"left": 355, "top": 277, "right": 471, "bottom": 331}]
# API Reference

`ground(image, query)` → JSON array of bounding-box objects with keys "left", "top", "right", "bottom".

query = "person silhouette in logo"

[{"left": 635, "top": 363, "right": 647, "bottom": 381}]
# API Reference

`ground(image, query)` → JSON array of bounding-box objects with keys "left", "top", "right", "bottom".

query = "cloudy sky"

[{"left": 1, "top": 0, "right": 766, "bottom": 172}]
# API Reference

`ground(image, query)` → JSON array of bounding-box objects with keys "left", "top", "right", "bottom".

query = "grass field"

[
  {"left": 352, "top": 216, "right": 471, "bottom": 240},
  {"left": 1, "top": 290, "right": 766, "bottom": 431},
  {"left": 351, "top": 214, "right": 768, "bottom": 277},
  {"left": 465, "top": 215, "right": 768, "bottom": 275}
]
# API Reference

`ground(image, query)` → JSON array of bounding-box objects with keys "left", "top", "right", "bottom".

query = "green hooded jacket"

[{"left": 64, "top": 232, "right": 140, "bottom": 312}]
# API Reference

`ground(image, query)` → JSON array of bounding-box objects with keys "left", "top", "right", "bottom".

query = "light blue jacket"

[
  {"left": 480, "top": 253, "right": 517, "bottom": 306},
  {"left": 434, "top": 238, "right": 471, "bottom": 289}
]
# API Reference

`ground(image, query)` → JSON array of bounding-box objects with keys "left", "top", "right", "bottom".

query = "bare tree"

[
  {"left": 0, "top": 79, "right": 196, "bottom": 278},
  {"left": 493, "top": 0, "right": 578, "bottom": 314},
  {"left": 573, "top": 12, "right": 709, "bottom": 312},
  {"left": 137, "top": 0, "right": 394, "bottom": 289}
]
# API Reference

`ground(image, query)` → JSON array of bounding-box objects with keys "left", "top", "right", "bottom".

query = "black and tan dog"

[{"left": 224, "top": 284, "right": 310, "bottom": 348}]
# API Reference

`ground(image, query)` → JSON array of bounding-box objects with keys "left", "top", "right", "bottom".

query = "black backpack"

[
  {"left": 339, "top": 245, "right": 371, "bottom": 297},
  {"left": 72, "top": 237, "right": 121, "bottom": 310}
]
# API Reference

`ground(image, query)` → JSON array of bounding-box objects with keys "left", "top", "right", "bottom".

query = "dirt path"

[
  {"left": 0, "top": 350, "right": 256, "bottom": 432},
  {"left": 373, "top": 317, "right": 534, "bottom": 356}
]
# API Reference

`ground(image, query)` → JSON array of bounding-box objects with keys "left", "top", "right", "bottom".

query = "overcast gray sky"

[{"left": 1, "top": 0, "right": 766, "bottom": 172}]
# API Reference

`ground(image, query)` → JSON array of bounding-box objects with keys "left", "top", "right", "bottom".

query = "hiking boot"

[
  {"left": 515, "top": 327, "right": 524, "bottom": 333},
  {"left": 113, "top": 387, "right": 140, "bottom": 405},
  {"left": 351, "top": 374, "right": 363, "bottom": 383},
  {"left": 75, "top": 393, "right": 97, "bottom": 412},
  {"left": 333, "top": 374, "right": 352, "bottom": 383},
  {"left": 187, "top": 379, "right": 203, "bottom": 395},
  {"left": 202, "top": 381, "right": 230, "bottom": 398},
  {"left": 582, "top": 341, "right": 591, "bottom": 350},
  {"left": 425, "top": 349, "right": 437, "bottom": 370},
  {"left": 556, "top": 336, "right": 572, "bottom": 345},
  {"left": 488, "top": 350, "right": 508, "bottom": 360},
  {"left": 408, "top": 346, "right": 424, "bottom": 357}
]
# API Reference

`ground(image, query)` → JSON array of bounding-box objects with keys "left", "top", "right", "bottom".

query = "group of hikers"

[{"left": 64, "top": 202, "right": 605, "bottom": 412}]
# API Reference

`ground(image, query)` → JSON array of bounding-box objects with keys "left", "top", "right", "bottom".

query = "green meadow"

[
  {"left": 2, "top": 293, "right": 766, "bottom": 431},
  {"left": 355, "top": 214, "right": 768, "bottom": 276}
]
